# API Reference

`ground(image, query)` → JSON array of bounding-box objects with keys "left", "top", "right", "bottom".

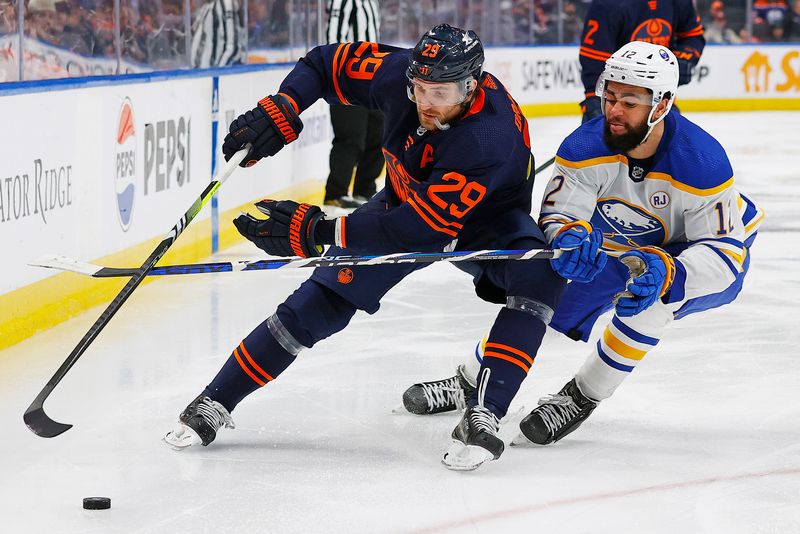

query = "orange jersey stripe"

[
  {"left": 406, "top": 196, "right": 459, "bottom": 237},
  {"left": 677, "top": 26, "right": 704, "bottom": 38},
  {"left": 484, "top": 351, "right": 531, "bottom": 373},
  {"left": 332, "top": 44, "right": 351, "bottom": 105},
  {"left": 484, "top": 342, "right": 534, "bottom": 365},
  {"left": 239, "top": 342, "right": 274, "bottom": 382},
  {"left": 233, "top": 347, "right": 266, "bottom": 387},
  {"left": 579, "top": 46, "right": 612, "bottom": 60},
  {"left": 413, "top": 191, "right": 463, "bottom": 230}
]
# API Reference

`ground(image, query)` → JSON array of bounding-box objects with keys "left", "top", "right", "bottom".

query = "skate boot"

[
  {"left": 442, "top": 369, "right": 504, "bottom": 471},
  {"left": 402, "top": 364, "right": 476, "bottom": 415},
  {"left": 513, "top": 378, "right": 597, "bottom": 446},
  {"left": 163, "top": 395, "right": 235, "bottom": 450}
]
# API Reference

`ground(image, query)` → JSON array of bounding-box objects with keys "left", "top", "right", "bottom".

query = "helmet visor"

[
  {"left": 597, "top": 76, "right": 654, "bottom": 110},
  {"left": 407, "top": 77, "right": 474, "bottom": 107}
]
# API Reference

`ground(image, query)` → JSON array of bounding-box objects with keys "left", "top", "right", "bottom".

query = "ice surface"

[{"left": 1, "top": 112, "right": 798, "bottom": 533}]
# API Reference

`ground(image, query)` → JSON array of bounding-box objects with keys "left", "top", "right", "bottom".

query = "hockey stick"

[
  {"left": 23, "top": 147, "right": 250, "bottom": 438},
  {"left": 534, "top": 156, "right": 555, "bottom": 176},
  {"left": 30, "top": 249, "right": 562, "bottom": 278}
]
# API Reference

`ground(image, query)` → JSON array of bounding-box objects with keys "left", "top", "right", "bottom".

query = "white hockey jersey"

[{"left": 539, "top": 112, "right": 764, "bottom": 305}]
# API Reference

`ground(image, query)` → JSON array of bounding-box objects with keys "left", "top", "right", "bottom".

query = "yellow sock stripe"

[{"left": 603, "top": 328, "right": 648, "bottom": 361}]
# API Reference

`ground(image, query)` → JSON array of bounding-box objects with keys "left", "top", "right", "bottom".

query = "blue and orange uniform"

[
  {"left": 202, "top": 40, "right": 565, "bottom": 420},
  {"left": 579, "top": 0, "right": 705, "bottom": 117}
]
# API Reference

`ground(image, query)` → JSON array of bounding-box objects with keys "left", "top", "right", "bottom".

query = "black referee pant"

[{"left": 325, "top": 105, "right": 384, "bottom": 201}]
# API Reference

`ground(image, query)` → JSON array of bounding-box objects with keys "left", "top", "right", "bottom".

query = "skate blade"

[
  {"left": 163, "top": 424, "right": 202, "bottom": 450},
  {"left": 441, "top": 440, "right": 494, "bottom": 471}
]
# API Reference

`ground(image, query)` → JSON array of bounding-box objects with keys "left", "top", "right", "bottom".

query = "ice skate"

[
  {"left": 402, "top": 364, "right": 476, "bottom": 415},
  {"left": 512, "top": 378, "right": 597, "bottom": 446},
  {"left": 442, "top": 369, "right": 503, "bottom": 471},
  {"left": 163, "top": 395, "right": 235, "bottom": 450}
]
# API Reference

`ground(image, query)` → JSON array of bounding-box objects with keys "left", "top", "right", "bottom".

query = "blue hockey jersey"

[
  {"left": 579, "top": 0, "right": 705, "bottom": 97},
  {"left": 277, "top": 41, "right": 540, "bottom": 254}
]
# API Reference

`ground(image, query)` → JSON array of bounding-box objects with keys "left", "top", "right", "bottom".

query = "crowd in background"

[{"left": 1, "top": 0, "right": 799, "bottom": 82}]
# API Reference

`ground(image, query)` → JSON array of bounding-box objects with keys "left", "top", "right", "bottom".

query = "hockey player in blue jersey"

[
  {"left": 163, "top": 24, "right": 566, "bottom": 470},
  {"left": 578, "top": 0, "right": 705, "bottom": 123},
  {"left": 402, "top": 41, "right": 762, "bottom": 447}
]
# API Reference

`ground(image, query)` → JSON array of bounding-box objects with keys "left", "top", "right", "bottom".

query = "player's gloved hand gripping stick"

[
  {"left": 23, "top": 147, "right": 251, "bottom": 438},
  {"left": 614, "top": 246, "right": 676, "bottom": 316}
]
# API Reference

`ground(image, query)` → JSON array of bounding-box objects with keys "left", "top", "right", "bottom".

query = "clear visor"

[
  {"left": 407, "top": 77, "right": 474, "bottom": 107},
  {"left": 596, "top": 77, "right": 654, "bottom": 110}
]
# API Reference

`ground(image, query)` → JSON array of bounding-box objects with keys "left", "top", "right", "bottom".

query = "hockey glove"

[
  {"left": 677, "top": 58, "right": 694, "bottom": 86},
  {"left": 222, "top": 94, "right": 303, "bottom": 167},
  {"left": 233, "top": 200, "right": 324, "bottom": 258},
  {"left": 550, "top": 221, "right": 608, "bottom": 283},
  {"left": 580, "top": 96, "right": 602, "bottom": 124},
  {"left": 615, "top": 246, "right": 677, "bottom": 317}
]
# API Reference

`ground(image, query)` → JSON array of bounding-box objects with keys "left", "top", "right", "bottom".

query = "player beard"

[{"left": 603, "top": 118, "right": 649, "bottom": 152}]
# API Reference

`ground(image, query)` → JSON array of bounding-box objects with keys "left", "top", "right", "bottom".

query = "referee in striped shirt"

[
  {"left": 323, "top": 0, "right": 384, "bottom": 211},
  {"left": 191, "top": 0, "right": 246, "bottom": 68}
]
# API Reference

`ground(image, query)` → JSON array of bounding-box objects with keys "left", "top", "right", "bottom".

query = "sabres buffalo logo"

[
  {"left": 631, "top": 18, "right": 672, "bottom": 47},
  {"left": 591, "top": 198, "right": 667, "bottom": 249}
]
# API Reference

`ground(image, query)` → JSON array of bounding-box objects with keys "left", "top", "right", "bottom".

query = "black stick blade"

[{"left": 24, "top": 406, "right": 72, "bottom": 438}]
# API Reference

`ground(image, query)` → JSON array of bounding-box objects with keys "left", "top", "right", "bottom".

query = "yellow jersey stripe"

[
  {"left": 646, "top": 172, "right": 735, "bottom": 196},
  {"left": 555, "top": 154, "right": 628, "bottom": 169}
]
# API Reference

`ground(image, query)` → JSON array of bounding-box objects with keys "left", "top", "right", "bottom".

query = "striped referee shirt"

[
  {"left": 326, "top": 0, "right": 381, "bottom": 43},
  {"left": 191, "top": 0, "right": 246, "bottom": 68}
]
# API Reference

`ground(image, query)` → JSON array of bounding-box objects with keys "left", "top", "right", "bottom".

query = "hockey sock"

[
  {"left": 475, "top": 308, "right": 547, "bottom": 418},
  {"left": 576, "top": 315, "right": 663, "bottom": 401},
  {"left": 204, "top": 281, "right": 358, "bottom": 412},
  {"left": 203, "top": 319, "right": 299, "bottom": 412}
]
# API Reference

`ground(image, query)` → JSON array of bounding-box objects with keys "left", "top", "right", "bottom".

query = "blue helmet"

[{"left": 407, "top": 24, "right": 484, "bottom": 83}]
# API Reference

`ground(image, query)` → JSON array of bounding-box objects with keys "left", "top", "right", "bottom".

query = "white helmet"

[{"left": 596, "top": 41, "right": 679, "bottom": 141}]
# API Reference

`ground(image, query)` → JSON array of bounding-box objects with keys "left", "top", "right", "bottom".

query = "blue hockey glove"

[
  {"left": 233, "top": 200, "right": 324, "bottom": 258},
  {"left": 615, "top": 246, "right": 677, "bottom": 317},
  {"left": 580, "top": 96, "right": 602, "bottom": 123},
  {"left": 222, "top": 93, "right": 303, "bottom": 168},
  {"left": 551, "top": 221, "right": 608, "bottom": 283}
]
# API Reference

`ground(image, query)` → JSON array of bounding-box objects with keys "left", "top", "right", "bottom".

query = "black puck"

[{"left": 83, "top": 497, "right": 111, "bottom": 510}]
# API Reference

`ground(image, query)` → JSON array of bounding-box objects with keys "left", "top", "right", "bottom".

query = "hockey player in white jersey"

[{"left": 402, "top": 41, "right": 763, "bottom": 447}]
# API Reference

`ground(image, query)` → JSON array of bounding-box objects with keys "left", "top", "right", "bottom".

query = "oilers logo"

[
  {"left": 591, "top": 198, "right": 666, "bottom": 248},
  {"left": 630, "top": 18, "right": 672, "bottom": 47}
]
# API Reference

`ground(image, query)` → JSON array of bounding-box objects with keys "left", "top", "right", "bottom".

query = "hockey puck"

[{"left": 83, "top": 497, "right": 111, "bottom": 510}]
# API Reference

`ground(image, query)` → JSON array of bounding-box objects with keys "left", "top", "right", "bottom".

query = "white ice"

[{"left": 1, "top": 112, "right": 798, "bottom": 533}]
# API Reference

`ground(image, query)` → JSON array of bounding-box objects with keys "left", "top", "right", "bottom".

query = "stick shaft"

[
  {"left": 23, "top": 149, "right": 247, "bottom": 438},
  {"left": 40, "top": 249, "right": 560, "bottom": 279}
]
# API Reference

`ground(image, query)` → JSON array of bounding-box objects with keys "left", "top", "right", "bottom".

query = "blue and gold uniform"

[{"left": 534, "top": 111, "right": 762, "bottom": 402}]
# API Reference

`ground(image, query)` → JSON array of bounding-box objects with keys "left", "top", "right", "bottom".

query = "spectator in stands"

[
  {"left": 58, "top": 0, "right": 92, "bottom": 55},
  {"left": 27, "top": 0, "right": 61, "bottom": 46},
  {"left": 704, "top": 1, "right": 742, "bottom": 43},
  {"left": 1, "top": 0, "right": 16, "bottom": 34},
  {"left": 787, "top": 0, "right": 800, "bottom": 39}
]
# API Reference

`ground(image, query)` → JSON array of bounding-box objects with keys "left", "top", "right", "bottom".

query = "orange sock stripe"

[
  {"left": 484, "top": 342, "right": 533, "bottom": 365},
  {"left": 239, "top": 342, "right": 274, "bottom": 382},
  {"left": 484, "top": 351, "right": 531, "bottom": 373},
  {"left": 233, "top": 347, "right": 266, "bottom": 387}
]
